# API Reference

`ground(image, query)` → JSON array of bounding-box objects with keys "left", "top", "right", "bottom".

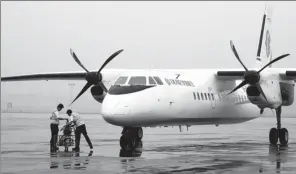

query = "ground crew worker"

[
  {"left": 66, "top": 109, "right": 93, "bottom": 152},
  {"left": 50, "top": 103, "right": 68, "bottom": 152}
]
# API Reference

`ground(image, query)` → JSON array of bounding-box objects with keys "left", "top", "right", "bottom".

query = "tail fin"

[{"left": 255, "top": 5, "right": 273, "bottom": 68}]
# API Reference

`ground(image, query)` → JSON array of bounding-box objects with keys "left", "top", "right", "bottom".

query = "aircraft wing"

[
  {"left": 217, "top": 69, "right": 296, "bottom": 81},
  {"left": 217, "top": 70, "right": 245, "bottom": 80},
  {"left": 1, "top": 71, "right": 87, "bottom": 82}
]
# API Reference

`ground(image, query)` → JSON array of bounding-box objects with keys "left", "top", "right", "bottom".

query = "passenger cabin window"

[
  {"left": 114, "top": 76, "right": 128, "bottom": 85},
  {"left": 153, "top": 76, "right": 163, "bottom": 85},
  {"left": 204, "top": 93, "right": 207, "bottom": 100},
  {"left": 201, "top": 93, "right": 204, "bottom": 100},
  {"left": 128, "top": 76, "right": 146, "bottom": 85},
  {"left": 197, "top": 92, "right": 200, "bottom": 100},
  {"left": 193, "top": 92, "right": 196, "bottom": 100},
  {"left": 149, "top": 76, "right": 157, "bottom": 85}
]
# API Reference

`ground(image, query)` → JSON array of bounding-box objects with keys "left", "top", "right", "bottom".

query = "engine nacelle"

[
  {"left": 280, "top": 82, "right": 295, "bottom": 106},
  {"left": 246, "top": 85, "right": 267, "bottom": 106},
  {"left": 90, "top": 85, "right": 106, "bottom": 103}
]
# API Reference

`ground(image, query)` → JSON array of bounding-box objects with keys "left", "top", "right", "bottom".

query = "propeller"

[
  {"left": 228, "top": 40, "right": 289, "bottom": 100},
  {"left": 69, "top": 49, "right": 124, "bottom": 105}
]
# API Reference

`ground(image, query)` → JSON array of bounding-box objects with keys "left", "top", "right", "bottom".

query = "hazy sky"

[{"left": 1, "top": 1, "right": 296, "bottom": 112}]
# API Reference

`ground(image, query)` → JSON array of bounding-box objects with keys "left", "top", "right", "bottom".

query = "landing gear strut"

[
  {"left": 269, "top": 106, "right": 289, "bottom": 145},
  {"left": 119, "top": 127, "right": 143, "bottom": 157}
]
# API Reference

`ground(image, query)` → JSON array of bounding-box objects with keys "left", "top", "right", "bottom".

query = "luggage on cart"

[{"left": 57, "top": 120, "right": 75, "bottom": 152}]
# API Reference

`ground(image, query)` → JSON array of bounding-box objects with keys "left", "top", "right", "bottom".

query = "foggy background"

[{"left": 1, "top": 1, "right": 296, "bottom": 114}]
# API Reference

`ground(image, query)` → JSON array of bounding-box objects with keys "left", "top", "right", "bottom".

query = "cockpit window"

[
  {"left": 148, "top": 76, "right": 157, "bottom": 85},
  {"left": 114, "top": 76, "right": 128, "bottom": 85},
  {"left": 128, "top": 76, "right": 146, "bottom": 85},
  {"left": 153, "top": 76, "right": 163, "bottom": 85}
]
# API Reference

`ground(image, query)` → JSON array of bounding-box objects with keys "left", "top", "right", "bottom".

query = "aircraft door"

[{"left": 208, "top": 87, "right": 216, "bottom": 109}]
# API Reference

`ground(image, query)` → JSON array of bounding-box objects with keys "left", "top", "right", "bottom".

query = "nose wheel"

[
  {"left": 120, "top": 127, "right": 143, "bottom": 151},
  {"left": 269, "top": 106, "right": 289, "bottom": 145}
]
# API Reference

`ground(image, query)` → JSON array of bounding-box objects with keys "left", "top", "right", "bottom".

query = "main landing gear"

[
  {"left": 119, "top": 127, "right": 143, "bottom": 157},
  {"left": 269, "top": 106, "right": 289, "bottom": 145}
]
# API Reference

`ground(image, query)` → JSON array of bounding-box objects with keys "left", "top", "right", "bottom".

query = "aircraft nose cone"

[{"left": 101, "top": 95, "right": 130, "bottom": 126}]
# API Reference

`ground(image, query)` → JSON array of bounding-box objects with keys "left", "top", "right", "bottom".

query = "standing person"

[
  {"left": 50, "top": 103, "right": 68, "bottom": 152},
  {"left": 66, "top": 109, "right": 93, "bottom": 152}
]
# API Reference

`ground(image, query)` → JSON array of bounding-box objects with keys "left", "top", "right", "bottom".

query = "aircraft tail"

[{"left": 255, "top": 5, "right": 273, "bottom": 68}]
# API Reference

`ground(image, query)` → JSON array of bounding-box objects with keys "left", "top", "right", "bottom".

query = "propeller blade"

[
  {"left": 257, "top": 54, "right": 290, "bottom": 73},
  {"left": 98, "top": 49, "right": 123, "bottom": 73},
  {"left": 69, "top": 82, "right": 92, "bottom": 105},
  {"left": 256, "top": 84, "right": 268, "bottom": 101},
  {"left": 230, "top": 40, "right": 248, "bottom": 71},
  {"left": 70, "top": 49, "right": 89, "bottom": 73},
  {"left": 256, "top": 11, "right": 267, "bottom": 57},
  {"left": 99, "top": 81, "right": 108, "bottom": 93},
  {"left": 228, "top": 80, "right": 248, "bottom": 95}
]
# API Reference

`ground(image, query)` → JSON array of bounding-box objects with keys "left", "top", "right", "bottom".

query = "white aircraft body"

[{"left": 2, "top": 6, "right": 296, "bottom": 151}]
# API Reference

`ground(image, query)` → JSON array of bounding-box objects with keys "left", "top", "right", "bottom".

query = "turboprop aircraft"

[{"left": 2, "top": 6, "right": 296, "bottom": 151}]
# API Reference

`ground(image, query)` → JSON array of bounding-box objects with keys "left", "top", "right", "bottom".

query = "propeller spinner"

[{"left": 69, "top": 49, "right": 123, "bottom": 105}]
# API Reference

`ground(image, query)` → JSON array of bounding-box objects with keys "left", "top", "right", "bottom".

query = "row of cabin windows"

[
  {"left": 193, "top": 92, "right": 214, "bottom": 101},
  {"left": 193, "top": 92, "right": 248, "bottom": 102},
  {"left": 164, "top": 78, "right": 194, "bottom": 87},
  {"left": 115, "top": 76, "right": 164, "bottom": 86}
]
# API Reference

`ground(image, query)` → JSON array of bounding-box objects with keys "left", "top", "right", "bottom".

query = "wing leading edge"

[{"left": 217, "top": 69, "right": 296, "bottom": 81}]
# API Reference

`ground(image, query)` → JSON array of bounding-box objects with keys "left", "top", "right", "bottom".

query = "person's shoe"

[
  {"left": 54, "top": 146, "right": 59, "bottom": 151},
  {"left": 72, "top": 147, "right": 80, "bottom": 152}
]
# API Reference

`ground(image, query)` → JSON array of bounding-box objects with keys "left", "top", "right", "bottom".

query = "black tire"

[
  {"left": 119, "top": 149, "right": 136, "bottom": 157},
  {"left": 135, "top": 140, "right": 143, "bottom": 148},
  {"left": 120, "top": 135, "right": 127, "bottom": 149},
  {"left": 279, "top": 128, "right": 289, "bottom": 145},
  {"left": 269, "top": 128, "right": 278, "bottom": 145},
  {"left": 120, "top": 135, "right": 136, "bottom": 151},
  {"left": 137, "top": 128, "right": 143, "bottom": 140}
]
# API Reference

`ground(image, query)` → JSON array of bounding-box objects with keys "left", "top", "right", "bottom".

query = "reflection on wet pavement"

[
  {"left": 1, "top": 113, "right": 296, "bottom": 173},
  {"left": 49, "top": 150, "right": 93, "bottom": 170}
]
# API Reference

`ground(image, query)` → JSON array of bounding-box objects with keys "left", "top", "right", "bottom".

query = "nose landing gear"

[
  {"left": 119, "top": 127, "right": 143, "bottom": 157},
  {"left": 269, "top": 106, "right": 289, "bottom": 145}
]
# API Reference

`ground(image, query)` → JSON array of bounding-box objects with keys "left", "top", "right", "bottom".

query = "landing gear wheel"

[
  {"left": 279, "top": 128, "right": 289, "bottom": 145},
  {"left": 269, "top": 128, "right": 278, "bottom": 145},
  {"left": 137, "top": 128, "right": 143, "bottom": 140},
  {"left": 120, "top": 135, "right": 136, "bottom": 150}
]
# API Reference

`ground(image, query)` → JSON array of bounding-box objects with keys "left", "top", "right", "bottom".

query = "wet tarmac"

[{"left": 1, "top": 113, "right": 296, "bottom": 174}]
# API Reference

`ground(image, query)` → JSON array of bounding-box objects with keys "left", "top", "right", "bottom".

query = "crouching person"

[{"left": 66, "top": 109, "right": 93, "bottom": 152}]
